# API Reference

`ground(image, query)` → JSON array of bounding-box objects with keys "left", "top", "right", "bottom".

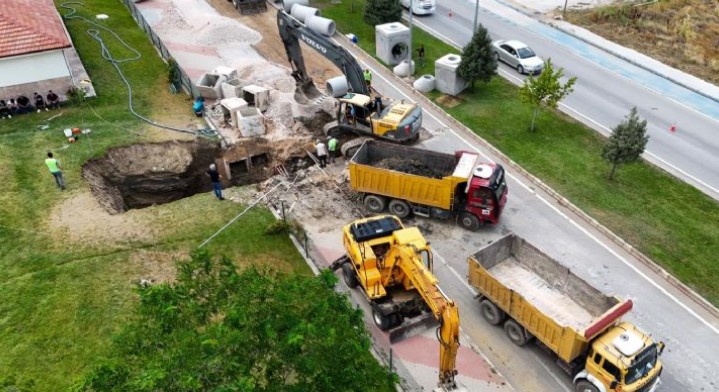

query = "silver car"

[{"left": 492, "top": 40, "right": 544, "bottom": 75}]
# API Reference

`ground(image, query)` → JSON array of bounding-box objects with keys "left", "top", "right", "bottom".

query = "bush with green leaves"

[
  {"left": 602, "top": 106, "right": 649, "bottom": 179},
  {"left": 457, "top": 24, "right": 497, "bottom": 89},
  {"left": 363, "top": 0, "right": 402, "bottom": 26},
  {"left": 75, "top": 249, "right": 397, "bottom": 392}
]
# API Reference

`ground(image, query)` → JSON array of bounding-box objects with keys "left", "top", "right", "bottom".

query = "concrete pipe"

[
  {"left": 413, "top": 74, "right": 436, "bottom": 92},
  {"left": 326, "top": 76, "right": 349, "bottom": 98},
  {"left": 282, "top": 0, "right": 308, "bottom": 13},
  {"left": 290, "top": 4, "right": 320, "bottom": 24},
  {"left": 393, "top": 60, "right": 415, "bottom": 77},
  {"left": 306, "top": 15, "right": 336, "bottom": 37}
]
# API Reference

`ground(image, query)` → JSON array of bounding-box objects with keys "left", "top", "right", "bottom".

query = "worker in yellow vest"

[
  {"left": 363, "top": 69, "right": 372, "bottom": 91},
  {"left": 45, "top": 152, "right": 65, "bottom": 190},
  {"left": 327, "top": 136, "right": 339, "bottom": 164}
]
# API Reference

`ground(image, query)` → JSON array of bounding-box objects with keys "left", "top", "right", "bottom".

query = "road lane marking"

[
  {"left": 360, "top": 58, "right": 719, "bottom": 336},
  {"left": 409, "top": 17, "right": 719, "bottom": 198}
]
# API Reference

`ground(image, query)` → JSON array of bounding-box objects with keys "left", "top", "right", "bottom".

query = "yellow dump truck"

[
  {"left": 467, "top": 233, "right": 665, "bottom": 392},
  {"left": 348, "top": 140, "right": 507, "bottom": 231}
]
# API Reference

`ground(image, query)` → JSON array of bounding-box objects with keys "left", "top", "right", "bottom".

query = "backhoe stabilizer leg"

[{"left": 329, "top": 255, "right": 349, "bottom": 271}]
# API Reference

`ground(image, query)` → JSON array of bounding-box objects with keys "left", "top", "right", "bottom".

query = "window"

[
  {"left": 419, "top": 249, "right": 432, "bottom": 270},
  {"left": 602, "top": 360, "right": 621, "bottom": 381}
]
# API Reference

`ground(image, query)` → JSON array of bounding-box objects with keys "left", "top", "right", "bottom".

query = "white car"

[
  {"left": 492, "top": 40, "right": 544, "bottom": 75},
  {"left": 400, "top": 0, "right": 436, "bottom": 15}
]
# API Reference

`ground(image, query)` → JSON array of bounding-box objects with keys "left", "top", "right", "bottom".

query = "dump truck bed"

[
  {"left": 349, "top": 141, "right": 477, "bottom": 210},
  {"left": 468, "top": 234, "right": 632, "bottom": 363}
]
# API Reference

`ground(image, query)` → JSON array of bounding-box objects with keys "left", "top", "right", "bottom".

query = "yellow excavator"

[{"left": 331, "top": 215, "right": 465, "bottom": 391}]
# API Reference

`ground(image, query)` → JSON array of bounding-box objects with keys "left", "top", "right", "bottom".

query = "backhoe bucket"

[{"left": 294, "top": 80, "right": 322, "bottom": 103}]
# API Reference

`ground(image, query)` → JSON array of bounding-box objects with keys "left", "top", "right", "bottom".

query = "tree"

[
  {"left": 76, "top": 249, "right": 397, "bottom": 392},
  {"left": 519, "top": 58, "right": 577, "bottom": 132},
  {"left": 602, "top": 106, "right": 649, "bottom": 180},
  {"left": 364, "top": 0, "right": 402, "bottom": 26},
  {"left": 457, "top": 24, "right": 497, "bottom": 89}
]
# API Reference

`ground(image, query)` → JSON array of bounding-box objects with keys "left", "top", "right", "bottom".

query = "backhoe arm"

[
  {"left": 393, "top": 245, "right": 461, "bottom": 389},
  {"left": 276, "top": 10, "right": 369, "bottom": 96}
]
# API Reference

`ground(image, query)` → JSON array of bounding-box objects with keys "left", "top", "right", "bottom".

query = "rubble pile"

[{"left": 374, "top": 157, "right": 446, "bottom": 179}]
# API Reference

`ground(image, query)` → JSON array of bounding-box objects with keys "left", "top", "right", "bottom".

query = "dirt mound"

[
  {"left": 374, "top": 157, "right": 446, "bottom": 179},
  {"left": 83, "top": 140, "right": 221, "bottom": 214}
]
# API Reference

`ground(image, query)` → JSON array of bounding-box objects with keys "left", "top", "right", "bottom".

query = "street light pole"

[
  {"left": 473, "top": 0, "right": 480, "bottom": 33},
  {"left": 408, "top": 0, "right": 414, "bottom": 75},
  {"left": 563, "top": 0, "right": 568, "bottom": 20}
]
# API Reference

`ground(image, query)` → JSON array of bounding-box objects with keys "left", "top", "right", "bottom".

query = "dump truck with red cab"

[{"left": 348, "top": 140, "right": 508, "bottom": 230}]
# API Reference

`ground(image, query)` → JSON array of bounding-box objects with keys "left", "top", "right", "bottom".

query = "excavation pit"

[{"left": 82, "top": 140, "right": 273, "bottom": 214}]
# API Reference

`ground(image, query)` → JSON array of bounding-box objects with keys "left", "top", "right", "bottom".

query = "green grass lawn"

[
  {"left": 314, "top": 0, "right": 719, "bottom": 304},
  {"left": 0, "top": 1, "right": 305, "bottom": 389}
]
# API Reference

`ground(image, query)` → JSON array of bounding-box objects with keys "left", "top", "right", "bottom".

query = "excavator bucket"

[{"left": 294, "top": 79, "right": 323, "bottom": 103}]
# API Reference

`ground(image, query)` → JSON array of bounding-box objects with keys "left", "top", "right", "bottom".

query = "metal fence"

[{"left": 120, "top": 0, "right": 200, "bottom": 98}]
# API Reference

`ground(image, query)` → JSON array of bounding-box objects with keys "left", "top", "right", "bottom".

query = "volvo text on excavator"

[
  {"left": 277, "top": 9, "right": 423, "bottom": 149},
  {"left": 330, "top": 215, "right": 467, "bottom": 391}
]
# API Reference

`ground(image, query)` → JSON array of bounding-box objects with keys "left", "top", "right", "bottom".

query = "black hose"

[{"left": 60, "top": 2, "right": 218, "bottom": 138}]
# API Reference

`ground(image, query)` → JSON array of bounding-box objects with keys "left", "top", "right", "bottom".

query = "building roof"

[{"left": 0, "top": 0, "right": 71, "bottom": 58}]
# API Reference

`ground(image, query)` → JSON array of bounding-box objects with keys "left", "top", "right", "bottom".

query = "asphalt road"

[
  {"left": 339, "top": 37, "right": 719, "bottom": 391},
  {"left": 405, "top": 0, "right": 719, "bottom": 200}
]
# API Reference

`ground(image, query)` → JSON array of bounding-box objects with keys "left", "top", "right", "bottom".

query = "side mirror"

[
  {"left": 610, "top": 380, "right": 618, "bottom": 389},
  {"left": 657, "top": 342, "right": 665, "bottom": 355}
]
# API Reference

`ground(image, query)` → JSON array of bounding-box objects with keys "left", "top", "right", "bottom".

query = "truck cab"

[
  {"left": 336, "top": 93, "right": 422, "bottom": 142},
  {"left": 578, "top": 322, "right": 664, "bottom": 392},
  {"left": 459, "top": 163, "right": 508, "bottom": 229}
]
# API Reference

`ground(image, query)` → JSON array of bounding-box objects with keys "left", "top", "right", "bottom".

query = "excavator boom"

[{"left": 276, "top": 10, "right": 368, "bottom": 100}]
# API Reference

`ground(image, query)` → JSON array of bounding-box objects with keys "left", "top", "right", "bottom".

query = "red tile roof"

[{"left": 0, "top": 0, "right": 71, "bottom": 58}]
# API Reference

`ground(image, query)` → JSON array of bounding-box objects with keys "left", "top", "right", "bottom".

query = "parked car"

[
  {"left": 400, "top": 0, "right": 436, "bottom": 15},
  {"left": 491, "top": 40, "right": 544, "bottom": 75}
]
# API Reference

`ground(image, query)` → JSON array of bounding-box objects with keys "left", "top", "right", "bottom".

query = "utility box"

[
  {"left": 242, "top": 85, "right": 270, "bottom": 112},
  {"left": 434, "top": 54, "right": 468, "bottom": 96},
  {"left": 220, "top": 97, "right": 248, "bottom": 128},
  {"left": 375, "top": 22, "right": 410, "bottom": 66}
]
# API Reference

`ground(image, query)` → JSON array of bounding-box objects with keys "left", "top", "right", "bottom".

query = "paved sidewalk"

[{"left": 499, "top": 0, "right": 719, "bottom": 103}]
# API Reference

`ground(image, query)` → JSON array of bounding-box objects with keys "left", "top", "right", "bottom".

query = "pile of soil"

[{"left": 375, "top": 157, "right": 446, "bottom": 179}]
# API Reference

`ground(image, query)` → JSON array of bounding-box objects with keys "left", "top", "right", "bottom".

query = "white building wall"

[{"left": 0, "top": 50, "right": 70, "bottom": 87}]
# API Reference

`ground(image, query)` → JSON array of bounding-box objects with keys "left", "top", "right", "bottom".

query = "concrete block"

[
  {"left": 241, "top": 84, "right": 270, "bottom": 112},
  {"left": 220, "top": 97, "right": 249, "bottom": 128},
  {"left": 213, "top": 66, "right": 238, "bottom": 80},
  {"left": 237, "top": 107, "right": 265, "bottom": 137},
  {"left": 375, "top": 22, "right": 410, "bottom": 66},
  {"left": 221, "top": 79, "right": 247, "bottom": 99},
  {"left": 195, "top": 73, "right": 226, "bottom": 100},
  {"left": 434, "top": 54, "right": 468, "bottom": 96}
]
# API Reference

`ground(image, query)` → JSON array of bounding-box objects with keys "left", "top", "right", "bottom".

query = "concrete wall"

[{"left": 0, "top": 50, "right": 73, "bottom": 99}]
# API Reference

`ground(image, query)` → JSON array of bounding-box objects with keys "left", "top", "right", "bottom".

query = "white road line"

[
  {"left": 360, "top": 57, "right": 719, "bottom": 336},
  {"left": 412, "top": 17, "right": 719, "bottom": 198}
]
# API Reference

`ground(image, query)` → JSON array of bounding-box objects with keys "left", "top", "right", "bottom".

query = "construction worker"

[
  {"left": 45, "top": 152, "right": 65, "bottom": 190},
  {"left": 315, "top": 139, "right": 328, "bottom": 168},
  {"left": 363, "top": 69, "right": 372, "bottom": 91},
  {"left": 327, "top": 135, "right": 338, "bottom": 164}
]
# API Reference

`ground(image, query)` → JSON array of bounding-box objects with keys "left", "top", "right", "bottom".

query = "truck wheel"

[
  {"left": 388, "top": 199, "right": 411, "bottom": 219},
  {"left": 480, "top": 300, "right": 506, "bottom": 325},
  {"left": 364, "top": 195, "right": 387, "bottom": 213},
  {"left": 504, "top": 319, "right": 531, "bottom": 346},
  {"left": 458, "top": 212, "right": 481, "bottom": 231},
  {"left": 575, "top": 380, "right": 600, "bottom": 392},
  {"left": 372, "top": 305, "right": 392, "bottom": 331},
  {"left": 341, "top": 263, "right": 359, "bottom": 288}
]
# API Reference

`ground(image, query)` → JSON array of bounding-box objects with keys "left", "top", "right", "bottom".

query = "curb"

[
  {"left": 333, "top": 32, "right": 719, "bottom": 322},
  {"left": 494, "top": 0, "right": 719, "bottom": 104}
]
